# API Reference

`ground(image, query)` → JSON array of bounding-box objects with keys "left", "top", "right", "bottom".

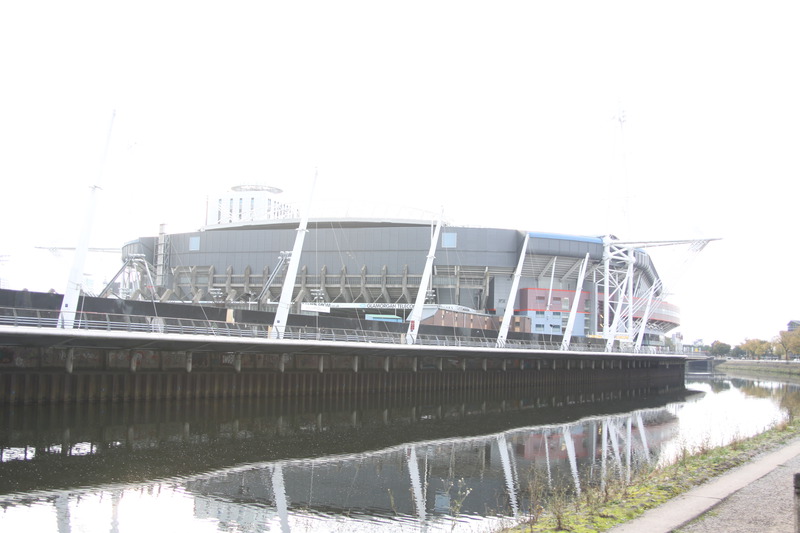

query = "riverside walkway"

[
  {"left": 610, "top": 437, "right": 800, "bottom": 533},
  {"left": 0, "top": 305, "right": 671, "bottom": 355}
]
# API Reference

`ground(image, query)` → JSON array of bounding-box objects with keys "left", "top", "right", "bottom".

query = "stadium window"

[
  {"left": 535, "top": 324, "right": 545, "bottom": 332},
  {"left": 189, "top": 236, "right": 200, "bottom": 251},
  {"left": 442, "top": 232, "right": 457, "bottom": 248}
]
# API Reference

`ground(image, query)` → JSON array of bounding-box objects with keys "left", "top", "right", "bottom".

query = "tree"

[
  {"left": 775, "top": 329, "right": 800, "bottom": 359},
  {"left": 739, "top": 338, "right": 771, "bottom": 359},
  {"left": 774, "top": 339, "right": 787, "bottom": 359},
  {"left": 663, "top": 336, "right": 676, "bottom": 352},
  {"left": 709, "top": 340, "right": 731, "bottom": 357}
]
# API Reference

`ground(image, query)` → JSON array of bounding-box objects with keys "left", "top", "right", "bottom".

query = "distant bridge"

[{"left": 684, "top": 354, "right": 721, "bottom": 374}]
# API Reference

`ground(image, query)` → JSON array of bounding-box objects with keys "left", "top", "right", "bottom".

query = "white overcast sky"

[{"left": 1, "top": 1, "right": 798, "bottom": 346}]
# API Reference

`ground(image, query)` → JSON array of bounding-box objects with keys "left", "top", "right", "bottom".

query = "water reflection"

[{"left": 0, "top": 378, "right": 796, "bottom": 532}]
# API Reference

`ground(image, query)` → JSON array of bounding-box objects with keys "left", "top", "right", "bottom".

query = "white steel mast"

[
  {"left": 406, "top": 216, "right": 443, "bottom": 344},
  {"left": 270, "top": 171, "right": 317, "bottom": 339},
  {"left": 560, "top": 253, "right": 590, "bottom": 350},
  {"left": 602, "top": 238, "right": 718, "bottom": 352},
  {"left": 58, "top": 111, "right": 116, "bottom": 329},
  {"left": 496, "top": 233, "right": 530, "bottom": 348}
]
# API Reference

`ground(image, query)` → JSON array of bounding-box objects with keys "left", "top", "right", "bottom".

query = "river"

[{"left": 0, "top": 373, "right": 795, "bottom": 532}]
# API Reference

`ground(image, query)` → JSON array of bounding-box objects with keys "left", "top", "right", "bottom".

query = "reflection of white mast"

[
  {"left": 407, "top": 445, "right": 427, "bottom": 523},
  {"left": 271, "top": 464, "right": 290, "bottom": 533},
  {"left": 636, "top": 412, "right": 651, "bottom": 464},
  {"left": 58, "top": 111, "right": 115, "bottom": 328},
  {"left": 55, "top": 493, "right": 71, "bottom": 533},
  {"left": 110, "top": 490, "right": 121, "bottom": 533},
  {"left": 543, "top": 429, "right": 553, "bottom": 487},
  {"left": 497, "top": 434, "right": 519, "bottom": 517},
  {"left": 562, "top": 426, "right": 581, "bottom": 496},
  {"left": 601, "top": 421, "right": 608, "bottom": 492},
  {"left": 626, "top": 417, "right": 633, "bottom": 482},
  {"left": 608, "top": 418, "right": 623, "bottom": 477}
]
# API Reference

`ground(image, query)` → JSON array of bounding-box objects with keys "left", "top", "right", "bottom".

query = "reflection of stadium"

[
  {"left": 184, "top": 408, "right": 677, "bottom": 530},
  {"left": 117, "top": 185, "right": 688, "bottom": 349},
  {"left": 0, "top": 397, "right": 680, "bottom": 531}
]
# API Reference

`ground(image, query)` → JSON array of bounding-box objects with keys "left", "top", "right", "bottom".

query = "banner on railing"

[{"left": 301, "top": 304, "right": 331, "bottom": 313}]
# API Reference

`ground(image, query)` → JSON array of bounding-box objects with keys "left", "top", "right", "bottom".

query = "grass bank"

[
  {"left": 503, "top": 406, "right": 800, "bottom": 532},
  {"left": 717, "top": 360, "right": 800, "bottom": 379}
]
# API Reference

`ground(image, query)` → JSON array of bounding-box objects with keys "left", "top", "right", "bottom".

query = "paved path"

[{"left": 608, "top": 438, "right": 800, "bottom": 533}]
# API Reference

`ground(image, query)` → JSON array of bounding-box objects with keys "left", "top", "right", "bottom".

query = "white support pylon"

[
  {"left": 497, "top": 233, "right": 530, "bottom": 348},
  {"left": 561, "top": 253, "right": 590, "bottom": 351},
  {"left": 271, "top": 171, "right": 317, "bottom": 339},
  {"left": 58, "top": 111, "right": 116, "bottom": 329},
  {"left": 601, "top": 237, "right": 718, "bottom": 352},
  {"left": 406, "top": 217, "right": 443, "bottom": 345}
]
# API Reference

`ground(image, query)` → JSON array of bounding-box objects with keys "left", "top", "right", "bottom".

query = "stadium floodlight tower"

[{"left": 599, "top": 236, "right": 718, "bottom": 352}]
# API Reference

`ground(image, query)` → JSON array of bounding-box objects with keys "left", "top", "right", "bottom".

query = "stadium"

[{"left": 116, "top": 185, "right": 682, "bottom": 350}]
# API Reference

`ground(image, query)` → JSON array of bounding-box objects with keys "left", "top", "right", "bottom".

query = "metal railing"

[{"left": 0, "top": 306, "right": 676, "bottom": 354}]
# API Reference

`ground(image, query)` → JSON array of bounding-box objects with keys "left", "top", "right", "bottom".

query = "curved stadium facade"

[{"left": 119, "top": 186, "right": 679, "bottom": 348}]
